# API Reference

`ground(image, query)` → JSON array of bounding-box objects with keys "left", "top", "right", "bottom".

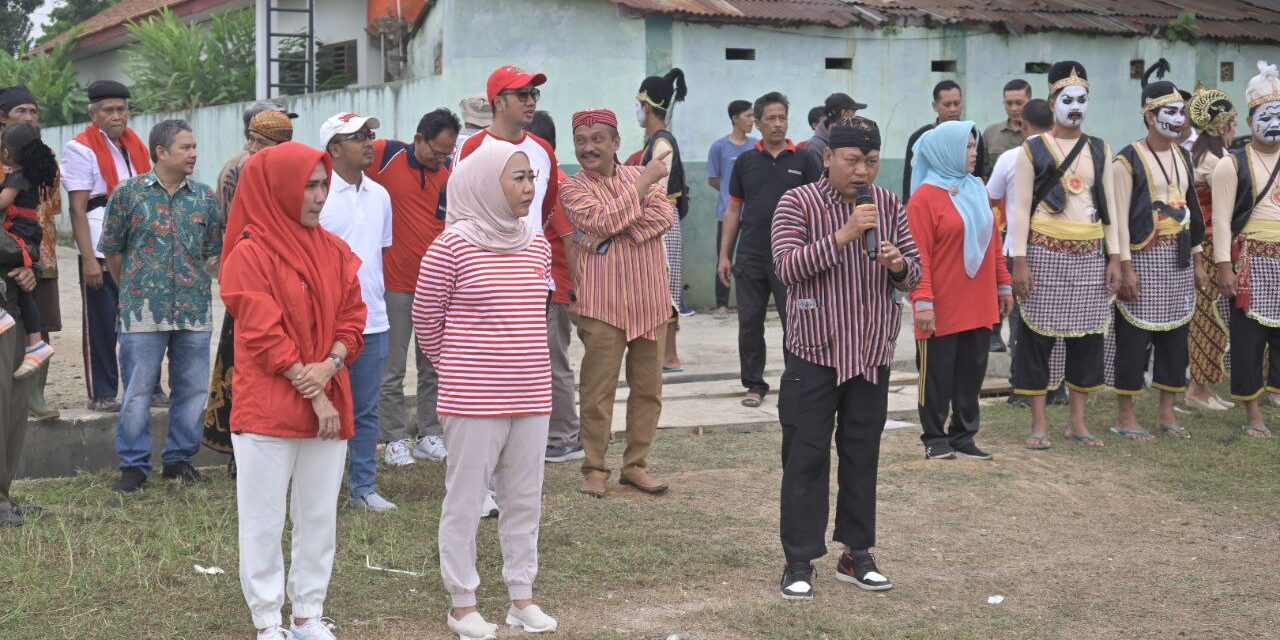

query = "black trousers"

[
  {"left": 779, "top": 354, "right": 888, "bottom": 563},
  {"left": 1229, "top": 302, "right": 1280, "bottom": 400},
  {"left": 735, "top": 254, "right": 787, "bottom": 395},
  {"left": 1005, "top": 257, "right": 1021, "bottom": 384},
  {"left": 917, "top": 328, "right": 990, "bottom": 449},
  {"left": 79, "top": 257, "right": 118, "bottom": 401},
  {"left": 715, "top": 221, "right": 730, "bottom": 308},
  {"left": 1012, "top": 323, "right": 1104, "bottom": 395},
  {"left": 1112, "top": 310, "right": 1189, "bottom": 394}
]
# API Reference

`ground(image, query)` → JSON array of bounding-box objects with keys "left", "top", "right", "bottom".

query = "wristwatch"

[{"left": 326, "top": 352, "right": 345, "bottom": 371}]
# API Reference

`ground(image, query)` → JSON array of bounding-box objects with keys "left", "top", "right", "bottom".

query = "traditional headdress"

[
  {"left": 0, "top": 85, "right": 37, "bottom": 113},
  {"left": 1139, "top": 59, "right": 1184, "bottom": 112},
  {"left": 86, "top": 80, "right": 130, "bottom": 102},
  {"left": 638, "top": 68, "right": 687, "bottom": 113},
  {"left": 249, "top": 109, "right": 294, "bottom": 143},
  {"left": 1048, "top": 61, "right": 1088, "bottom": 96},
  {"left": 1189, "top": 85, "right": 1237, "bottom": 137},
  {"left": 1246, "top": 60, "right": 1280, "bottom": 111},
  {"left": 572, "top": 108, "right": 618, "bottom": 131},
  {"left": 828, "top": 116, "right": 881, "bottom": 153}
]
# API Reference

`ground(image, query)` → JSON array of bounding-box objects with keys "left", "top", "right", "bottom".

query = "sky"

[{"left": 29, "top": 0, "right": 59, "bottom": 41}]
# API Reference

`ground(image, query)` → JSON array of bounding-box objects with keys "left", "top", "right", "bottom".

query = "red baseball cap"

[{"left": 487, "top": 65, "right": 547, "bottom": 103}]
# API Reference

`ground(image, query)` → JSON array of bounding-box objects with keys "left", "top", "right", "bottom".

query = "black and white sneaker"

[
  {"left": 780, "top": 562, "right": 815, "bottom": 600},
  {"left": 924, "top": 444, "right": 956, "bottom": 460},
  {"left": 954, "top": 444, "right": 994, "bottom": 460},
  {"left": 836, "top": 550, "right": 893, "bottom": 591}
]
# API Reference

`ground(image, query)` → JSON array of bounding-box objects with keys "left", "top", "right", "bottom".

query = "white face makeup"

[
  {"left": 1153, "top": 102, "right": 1187, "bottom": 139},
  {"left": 1054, "top": 86, "right": 1089, "bottom": 128},
  {"left": 635, "top": 102, "right": 647, "bottom": 127},
  {"left": 1252, "top": 100, "right": 1280, "bottom": 145}
]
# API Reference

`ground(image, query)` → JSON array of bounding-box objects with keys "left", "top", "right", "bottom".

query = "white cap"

[
  {"left": 319, "top": 112, "right": 382, "bottom": 147},
  {"left": 1247, "top": 61, "right": 1280, "bottom": 111}
]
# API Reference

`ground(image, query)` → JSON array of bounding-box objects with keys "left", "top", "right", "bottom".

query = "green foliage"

[
  {"left": 0, "top": 33, "right": 87, "bottom": 127},
  {"left": 37, "top": 0, "right": 119, "bottom": 46},
  {"left": 1164, "top": 11, "right": 1199, "bottom": 44},
  {"left": 122, "top": 7, "right": 255, "bottom": 113},
  {"left": 0, "top": 0, "right": 40, "bottom": 56}
]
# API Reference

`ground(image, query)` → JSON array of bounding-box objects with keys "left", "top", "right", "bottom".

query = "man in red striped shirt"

[
  {"left": 771, "top": 118, "right": 921, "bottom": 600},
  {"left": 562, "top": 109, "right": 674, "bottom": 498}
]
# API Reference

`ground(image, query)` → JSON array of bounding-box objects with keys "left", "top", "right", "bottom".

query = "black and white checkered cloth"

[
  {"left": 1020, "top": 244, "right": 1111, "bottom": 336},
  {"left": 664, "top": 211, "right": 683, "bottom": 308},
  {"left": 1117, "top": 240, "right": 1195, "bottom": 330},
  {"left": 1245, "top": 251, "right": 1280, "bottom": 327}
]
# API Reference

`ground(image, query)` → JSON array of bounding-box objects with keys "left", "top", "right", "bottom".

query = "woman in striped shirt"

[{"left": 411, "top": 141, "right": 558, "bottom": 639}]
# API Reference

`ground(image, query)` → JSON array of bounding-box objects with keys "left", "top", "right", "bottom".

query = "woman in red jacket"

[
  {"left": 220, "top": 142, "right": 367, "bottom": 640},
  {"left": 907, "top": 121, "right": 1013, "bottom": 460}
]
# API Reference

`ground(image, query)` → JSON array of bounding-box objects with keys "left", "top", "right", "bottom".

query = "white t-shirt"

[
  {"left": 319, "top": 170, "right": 394, "bottom": 334},
  {"left": 986, "top": 146, "right": 1020, "bottom": 257},
  {"left": 61, "top": 130, "right": 143, "bottom": 259}
]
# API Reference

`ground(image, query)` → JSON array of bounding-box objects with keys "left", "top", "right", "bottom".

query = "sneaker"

[
  {"left": 1006, "top": 393, "right": 1030, "bottom": 407},
  {"left": 412, "top": 435, "right": 447, "bottom": 461},
  {"left": 780, "top": 561, "right": 815, "bottom": 600},
  {"left": 383, "top": 439, "right": 417, "bottom": 467},
  {"left": 482, "top": 490, "right": 499, "bottom": 519},
  {"left": 447, "top": 611, "right": 497, "bottom": 640},
  {"left": 989, "top": 333, "right": 1007, "bottom": 353},
  {"left": 678, "top": 304, "right": 696, "bottom": 318},
  {"left": 506, "top": 603, "right": 558, "bottom": 632},
  {"left": 924, "top": 444, "right": 956, "bottom": 460},
  {"left": 954, "top": 443, "right": 994, "bottom": 460},
  {"left": 151, "top": 390, "right": 170, "bottom": 408},
  {"left": 348, "top": 492, "right": 397, "bottom": 512},
  {"left": 256, "top": 626, "right": 295, "bottom": 640},
  {"left": 115, "top": 467, "right": 148, "bottom": 493},
  {"left": 545, "top": 443, "right": 585, "bottom": 463},
  {"left": 14, "top": 341, "right": 53, "bottom": 379},
  {"left": 289, "top": 618, "right": 337, "bottom": 640},
  {"left": 1048, "top": 386, "right": 1069, "bottom": 406},
  {"left": 88, "top": 397, "right": 122, "bottom": 412},
  {"left": 836, "top": 550, "right": 893, "bottom": 591},
  {"left": 162, "top": 461, "right": 209, "bottom": 483}
]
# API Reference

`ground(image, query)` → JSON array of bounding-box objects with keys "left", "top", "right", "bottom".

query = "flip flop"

[
  {"left": 741, "top": 392, "right": 764, "bottom": 408},
  {"left": 1067, "top": 433, "right": 1105, "bottom": 447},
  {"left": 662, "top": 366, "right": 684, "bottom": 374},
  {"left": 1109, "top": 427, "right": 1154, "bottom": 441},
  {"left": 1024, "top": 433, "right": 1052, "bottom": 450},
  {"left": 1243, "top": 425, "right": 1273, "bottom": 438},
  {"left": 1160, "top": 424, "right": 1191, "bottom": 439}
]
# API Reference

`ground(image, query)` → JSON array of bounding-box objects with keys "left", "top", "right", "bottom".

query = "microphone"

[{"left": 856, "top": 185, "right": 877, "bottom": 259}]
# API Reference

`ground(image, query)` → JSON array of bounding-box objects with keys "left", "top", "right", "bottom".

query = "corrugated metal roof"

[{"left": 605, "top": 0, "right": 1280, "bottom": 43}]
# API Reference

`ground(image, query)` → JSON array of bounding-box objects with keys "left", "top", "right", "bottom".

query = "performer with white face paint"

[
  {"left": 1106, "top": 59, "right": 1207, "bottom": 441},
  {"left": 1009, "top": 61, "right": 1123, "bottom": 449},
  {"left": 1211, "top": 60, "right": 1280, "bottom": 439}
]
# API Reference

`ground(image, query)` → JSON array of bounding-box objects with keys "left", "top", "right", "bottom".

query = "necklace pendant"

[
  {"left": 1271, "top": 187, "right": 1280, "bottom": 207},
  {"left": 1167, "top": 184, "right": 1186, "bottom": 209},
  {"left": 1064, "top": 173, "right": 1086, "bottom": 195}
]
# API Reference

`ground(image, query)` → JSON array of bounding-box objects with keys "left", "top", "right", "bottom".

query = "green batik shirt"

[{"left": 98, "top": 171, "right": 222, "bottom": 333}]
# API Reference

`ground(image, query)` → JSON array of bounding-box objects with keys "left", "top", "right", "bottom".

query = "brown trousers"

[{"left": 576, "top": 315, "right": 665, "bottom": 478}]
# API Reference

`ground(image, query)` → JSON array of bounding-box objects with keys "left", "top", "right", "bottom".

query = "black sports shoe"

[
  {"left": 836, "top": 550, "right": 893, "bottom": 591},
  {"left": 161, "top": 461, "right": 209, "bottom": 483},
  {"left": 989, "top": 333, "right": 1007, "bottom": 353},
  {"left": 780, "top": 562, "right": 815, "bottom": 600},
  {"left": 954, "top": 443, "right": 994, "bottom": 460},
  {"left": 924, "top": 444, "right": 956, "bottom": 460},
  {"left": 1048, "top": 386, "right": 1069, "bottom": 406},
  {"left": 115, "top": 467, "right": 148, "bottom": 493},
  {"left": 1006, "top": 393, "right": 1030, "bottom": 407}
]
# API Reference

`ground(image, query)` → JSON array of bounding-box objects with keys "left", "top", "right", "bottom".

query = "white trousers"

[
  {"left": 233, "top": 432, "right": 348, "bottom": 629},
  {"left": 439, "top": 414, "right": 550, "bottom": 607}
]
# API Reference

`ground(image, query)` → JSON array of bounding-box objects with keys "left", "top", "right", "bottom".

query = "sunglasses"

[
  {"left": 500, "top": 88, "right": 541, "bottom": 103},
  {"left": 336, "top": 130, "right": 376, "bottom": 143}
]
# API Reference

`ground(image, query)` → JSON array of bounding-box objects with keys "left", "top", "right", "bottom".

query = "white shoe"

[
  {"left": 413, "top": 435, "right": 448, "bottom": 461},
  {"left": 348, "top": 492, "right": 397, "bottom": 513},
  {"left": 447, "top": 611, "right": 497, "bottom": 640},
  {"left": 506, "top": 604, "right": 558, "bottom": 633},
  {"left": 257, "top": 626, "right": 295, "bottom": 640},
  {"left": 289, "top": 618, "right": 337, "bottom": 640},
  {"left": 383, "top": 439, "right": 417, "bottom": 466},
  {"left": 482, "top": 490, "right": 499, "bottom": 519}
]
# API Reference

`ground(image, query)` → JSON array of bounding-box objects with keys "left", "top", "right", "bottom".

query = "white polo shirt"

[
  {"left": 61, "top": 130, "right": 143, "bottom": 259},
  {"left": 319, "top": 169, "right": 394, "bottom": 335},
  {"left": 986, "top": 146, "right": 1021, "bottom": 258}
]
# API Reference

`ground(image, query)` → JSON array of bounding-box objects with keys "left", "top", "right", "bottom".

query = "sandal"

[
  {"left": 742, "top": 392, "right": 764, "bottom": 408},
  {"left": 662, "top": 366, "right": 684, "bottom": 374},
  {"left": 1243, "top": 425, "right": 1273, "bottom": 438},
  {"left": 1066, "top": 432, "right": 1105, "bottom": 447},
  {"left": 1109, "top": 427, "right": 1155, "bottom": 441},
  {"left": 1024, "top": 433, "right": 1052, "bottom": 450},
  {"left": 1160, "top": 424, "right": 1191, "bottom": 439}
]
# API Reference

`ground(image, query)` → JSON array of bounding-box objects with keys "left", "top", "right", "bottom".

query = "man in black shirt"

[
  {"left": 902, "top": 80, "right": 987, "bottom": 201},
  {"left": 718, "top": 92, "right": 822, "bottom": 408}
]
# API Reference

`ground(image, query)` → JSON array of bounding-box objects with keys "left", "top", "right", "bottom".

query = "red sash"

[{"left": 73, "top": 125, "right": 151, "bottom": 193}]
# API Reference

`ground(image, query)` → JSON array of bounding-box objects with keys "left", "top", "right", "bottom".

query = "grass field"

[{"left": 3, "top": 392, "right": 1278, "bottom": 640}]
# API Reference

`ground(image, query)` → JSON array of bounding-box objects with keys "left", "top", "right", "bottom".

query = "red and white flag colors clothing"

[
  {"left": 458, "top": 130, "right": 558, "bottom": 232},
  {"left": 412, "top": 233, "right": 553, "bottom": 417}
]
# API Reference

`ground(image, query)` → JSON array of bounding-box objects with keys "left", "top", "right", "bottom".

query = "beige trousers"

[{"left": 575, "top": 316, "right": 666, "bottom": 479}]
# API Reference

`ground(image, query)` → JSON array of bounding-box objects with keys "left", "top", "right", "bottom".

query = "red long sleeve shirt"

[{"left": 906, "top": 184, "right": 1011, "bottom": 340}]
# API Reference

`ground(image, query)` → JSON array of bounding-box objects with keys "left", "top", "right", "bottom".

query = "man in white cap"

[
  {"left": 318, "top": 112, "right": 397, "bottom": 512},
  {"left": 452, "top": 93, "right": 492, "bottom": 161}
]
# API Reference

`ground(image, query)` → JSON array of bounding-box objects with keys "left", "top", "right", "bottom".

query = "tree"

[
  {"left": 123, "top": 8, "right": 255, "bottom": 113},
  {"left": 0, "top": 32, "right": 86, "bottom": 126},
  {"left": 0, "top": 0, "right": 41, "bottom": 55},
  {"left": 38, "top": 0, "right": 119, "bottom": 45}
]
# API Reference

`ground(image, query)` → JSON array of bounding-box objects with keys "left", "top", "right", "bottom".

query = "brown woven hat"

[{"left": 249, "top": 109, "right": 294, "bottom": 143}]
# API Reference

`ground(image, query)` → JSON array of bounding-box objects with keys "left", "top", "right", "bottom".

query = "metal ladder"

[{"left": 264, "top": 0, "right": 315, "bottom": 96}]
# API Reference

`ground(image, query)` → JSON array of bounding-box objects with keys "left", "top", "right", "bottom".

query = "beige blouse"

[
  {"left": 1011, "top": 133, "right": 1121, "bottom": 257},
  {"left": 1211, "top": 146, "right": 1280, "bottom": 263}
]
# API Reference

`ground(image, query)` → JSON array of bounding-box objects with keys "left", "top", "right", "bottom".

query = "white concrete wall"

[
  {"left": 259, "top": 0, "right": 384, "bottom": 96},
  {"left": 69, "top": 46, "right": 130, "bottom": 85}
]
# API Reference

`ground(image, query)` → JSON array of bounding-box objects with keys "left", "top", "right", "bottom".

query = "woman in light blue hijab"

[{"left": 905, "top": 120, "right": 1013, "bottom": 461}]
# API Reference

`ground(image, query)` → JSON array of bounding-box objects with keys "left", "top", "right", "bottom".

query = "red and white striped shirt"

[
  {"left": 412, "top": 233, "right": 553, "bottom": 417},
  {"left": 772, "top": 178, "right": 922, "bottom": 385}
]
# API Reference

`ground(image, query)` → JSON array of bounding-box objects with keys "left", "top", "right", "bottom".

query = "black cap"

[
  {"left": 823, "top": 92, "right": 867, "bottom": 121},
  {"left": 87, "top": 80, "right": 130, "bottom": 102},
  {"left": 0, "top": 85, "right": 37, "bottom": 113}
]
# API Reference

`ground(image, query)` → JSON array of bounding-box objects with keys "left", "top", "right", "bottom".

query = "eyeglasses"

[
  {"left": 500, "top": 88, "right": 541, "bottom": 103},
  {"left": 336, "top": 130, "right": 376, "bottom": 143}
]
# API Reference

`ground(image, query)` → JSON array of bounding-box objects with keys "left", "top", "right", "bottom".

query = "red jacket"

[
  {"left": 220, "top": 238, "right": 367, "bottom": 439},
  {"left": 907, "top": 184, "right": 1011, "bottom": 339}
]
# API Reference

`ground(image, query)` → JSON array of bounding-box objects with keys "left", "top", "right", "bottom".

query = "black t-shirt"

[
  {"left": 729, "top": 142, "right": 822, "bottom": 258},
  {"left": 1, "top": 172, "right": 38, "bottom": 209}
]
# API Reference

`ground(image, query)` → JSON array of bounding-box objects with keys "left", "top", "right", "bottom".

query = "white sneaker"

[
  {"left": 482, "top": 490, "right": 499, "bottom": 519},
  {"left": 257, "top": 626, "right": 295, "bottom": 640},
  {"left": 348, "top": 492, "right": 397, "bottom": 513},
  {"left": 289, "top": 618, "right": 337, "bottom": 640},
  {"left": 506, "top": 604, "right": 558, "bottom": 633},
  {"left": 383, "top": 439, "right": 417, "bottom": 467},
  {"left": 447, "top": 611, "right": 497, "bottom": 640},
  {"left": 413, "top": 435, "right": 448, "bottom": 461}
]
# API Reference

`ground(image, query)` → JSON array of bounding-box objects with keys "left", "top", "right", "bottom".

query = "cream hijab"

[{"left": 442, "top": 140, "right": 536, "bottom": 253}]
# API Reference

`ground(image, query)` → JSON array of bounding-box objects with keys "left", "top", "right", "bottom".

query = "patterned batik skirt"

[
  {"left": 663, "top": 208, "right": 683, "bottom": 309},
  {"left": 1190, "top": 236, "right": 1231, "bottom": 385},
  {"left": 201, "top": 311, "right": 235, "bottom": 454},
  {"left": 1105, "top": 235, "right": 1196, "bottom": 386},
  {"left": 1019, "top": 234, "right": 1112, "bottom": 337}
]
